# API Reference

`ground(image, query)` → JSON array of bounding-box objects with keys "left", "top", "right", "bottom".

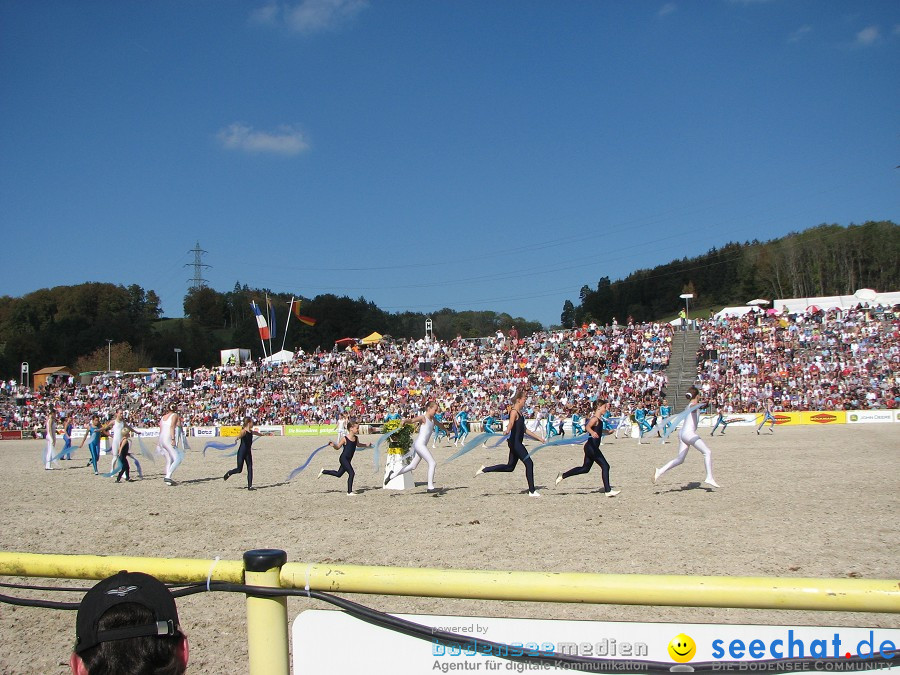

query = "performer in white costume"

[
  {"left": 157, "top": 403, "right": 183, "bottom": 486},
  {"left": 384, "top": 401, "right": 452, "bottom": 492},
  {"left": 653, "top": 386, "right": 720, "bottom": 488},
  {"left": 44, "top": 408, "right": 57, "bottom": 470}
]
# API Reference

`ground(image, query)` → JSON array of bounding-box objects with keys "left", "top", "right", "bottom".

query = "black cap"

[{"left": 74, "top": 571, "right": 180, "bottom": 654}]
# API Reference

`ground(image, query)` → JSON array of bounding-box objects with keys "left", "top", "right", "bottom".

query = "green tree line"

[
  {"left": 0, "top": 281, "right": 541, "bottom": 378},
  {"left": 3, "top": 221, "right": 895, "bottom": 378},
  {"left": 562, "top": 221, "right": 899, "bottom": 327}
]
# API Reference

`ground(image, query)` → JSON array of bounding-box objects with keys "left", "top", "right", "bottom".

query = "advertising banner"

[
  {"left": 284, "top": 425, "right": 337, "bottom": 436},
  {"left": 293, "top": 610, "right": 899, "bottom": 674},
  {"left": 758, "top": 412, "right": 802, "bottom": 426},
  {"left": 0, "top": 430, "right": 22, "bottom": 440},
  {"left": 191, "top": 427, "right": 218, "bottom": 437},
  {"left": 219, "top": 426, "right": 242, "bottom": 437},
  {"left": 699, "top": 414, "right": 758, "bottom": 428},
  {"left": 256, "top": 425, "right": 283, "bottom": 436},
  {"left": 846, "top": 410, "right": 894, "bottom": 424},
  {"left": 801, "top": 411, "right": 846, "bottom": 425}
]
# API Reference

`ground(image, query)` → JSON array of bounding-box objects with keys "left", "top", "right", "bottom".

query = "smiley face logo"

[{"left": 667, "top": 633, "right": 696, "bottom": 662}]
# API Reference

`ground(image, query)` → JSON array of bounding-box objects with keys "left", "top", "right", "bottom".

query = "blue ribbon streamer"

[
  {"left": 526, "top": 434, "right": 590, "bottom": 460},
  {"left": 135, "top": 436, "right": 155, "bottom": 462},
  {"left": 102, "top": 457, "right": 123, "bottom": 478},
  {"left": 202, "top": 439, "right": 239, "bottom": 457},
  {"left": 445, "top": 432, "right": 495, "bottom": 463},
  {"left": 659, "top": 403, "right": 704, "bottom": 442},
  {"left": 287, "top": 444, "right": 331, "bottom": 481}
]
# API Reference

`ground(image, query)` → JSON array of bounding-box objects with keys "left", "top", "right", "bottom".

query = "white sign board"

[{"left": 292, "top": 611, "right": 898, "bottom": 674}]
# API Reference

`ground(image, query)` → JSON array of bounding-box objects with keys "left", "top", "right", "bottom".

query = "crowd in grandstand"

[
  {"left": 697, "top": 304, "right": 899, "bottom": 413},
  {"left": 2, "top": 304, "right": 897, "bottom": 433},
  {"left": 2, "top": 321, "right": 671, "bottom": 431}
]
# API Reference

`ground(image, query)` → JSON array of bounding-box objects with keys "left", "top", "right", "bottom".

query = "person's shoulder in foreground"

[{"left": 71, "top": 570, "right": 189, "bottom": 675}]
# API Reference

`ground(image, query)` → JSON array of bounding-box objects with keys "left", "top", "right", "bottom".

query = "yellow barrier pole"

[
  {"left": 0, "top": 551, "right": 244, "bottom": 583},
  {"left": 243, "top": 549, "right": 290, "bottom": 675},
  {"left": 281, "top": 563, "right": 900, "bottom": 614}
]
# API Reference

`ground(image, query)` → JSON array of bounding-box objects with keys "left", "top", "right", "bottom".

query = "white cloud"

[
  {"left": 252, "top": 0, "right": 368, "bottom": 35},
  {"left": 658, "top": 3, "right": 677, "bottom": 18},
  {"left": 217, "top": 123, "right": 309, "bottom": 156},
  {"left": 786, "top": 24, "right": 812, "bottom": 43},
  {"left": 855, "top": 25, "right": 880, "bottom": 46},
  {"left": 250, "top": 2, "right": 280, "bottom": 25}
]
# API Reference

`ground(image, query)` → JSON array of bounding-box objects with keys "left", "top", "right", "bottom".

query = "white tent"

[
  {"left": 774, "top": 291, "right": 900, "bottom": 314},
  {"left": 264, "top": 349, "right": 294, "bottom": 364},
  {"left": 714, "top": 306, "right": 757, "bottom": 319}
]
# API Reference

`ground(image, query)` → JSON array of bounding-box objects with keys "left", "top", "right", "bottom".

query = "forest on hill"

[
  {"left": 562, "top": 221, "right": 898, "bottom": 327},
  {"left": 1, "top": 221, "right": 896, "bottom": 378},
  {"left": 0, "top": 281, "right": 541, "bottom": 378}
]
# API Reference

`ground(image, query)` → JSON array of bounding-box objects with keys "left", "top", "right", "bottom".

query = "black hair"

[{"left": 78, "top": 603, "right": 184, "bottom": 675}]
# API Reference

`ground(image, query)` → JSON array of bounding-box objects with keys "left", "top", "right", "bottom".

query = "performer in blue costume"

[
  {"left": 432, "top": 411, "right": 449, "bottom": 447},
  {"left": 79, "top": 414, "right": 102, "bottom": 475},
  {"left": 482, "top": 415, "right": 498, "bottom": 434},
  {"left": 453, "top": 408, "right": 470, "bottom": 447},
  {"left": 546, "top": 412, "right": 564, "bottom": 439},
  {"left": 710, "top": 404, "right": 732, "bottom": 436},
  {"left": 570, "top": 413, "right": 585, "bottom": 436},
  {"left": 60, "top": 417, "right": 73, "bottom": 460},
  {"left": 757, "top": 398, "right": 776, "bottom": 434},
  {"left": 634, "top": 405, "right": 653, "bottom": 438}
]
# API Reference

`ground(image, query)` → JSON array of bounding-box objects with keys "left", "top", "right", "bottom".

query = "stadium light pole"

[
  {"left": 679, "top": 293, "right": 694, "bottom": 330},
  {"left": 106, "top": 339, "right": 113, "bottom": 372},
  {"left": 174, "top": 348, "right": 182, "bottom": 370}
]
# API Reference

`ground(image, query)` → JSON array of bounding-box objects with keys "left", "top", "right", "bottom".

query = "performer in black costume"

[
  {"left": 223, "top": 418, "right": 272, "bottom": 490},
  {"left": 318, "top": 420, "right": 371, "bottom": 495},
  {"left": 475, "top": 388, "right": 545, "bottom": 497},
  {"left": 115, "top": 430, "right": 134, "bottom": 483},
  {"left": 554, "top": 399, "right": 619, "bottom": 496}
]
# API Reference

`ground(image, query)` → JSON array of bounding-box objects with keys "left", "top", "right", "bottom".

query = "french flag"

[{"left": 250, "top": 301, "right": 270, "bottom": 340}]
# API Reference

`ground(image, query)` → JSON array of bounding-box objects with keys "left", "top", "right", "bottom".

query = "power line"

[{"left": 185, "top": 241, "right": 211, "bottom": 291}]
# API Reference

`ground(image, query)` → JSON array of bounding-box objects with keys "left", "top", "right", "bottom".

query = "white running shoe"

[
  {"left": 555, "top": 472, "right": 563, "bottom": 486},
  {"left": 653, "top": 468, "right": 661, "bottom": 484},
  {"left": 528, "top": 490, "right": 542, "bottom": 498},
  {"left": 317, "top": 468, "right": 325, "bottom": 479},
  {"left": 606, "top": 489, "right": 620, "bottom": 497},
  {"left": 705, "top": 478, "right": 720, "bottom": 488},
  {"left": 346, "top": 491, "right": 357, "bottom": 496},
  {"left": 475, "top": 465, "right": 485, "bottom": 476}
]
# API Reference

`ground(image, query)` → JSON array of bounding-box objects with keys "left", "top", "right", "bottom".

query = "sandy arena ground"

[{"left": 0, "top": 424, "right": 898, "bottom": 673}]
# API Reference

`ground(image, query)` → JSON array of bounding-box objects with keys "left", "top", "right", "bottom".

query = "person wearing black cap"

[{"left": 70, "top": 571, "right": 189, "bottom": 675}]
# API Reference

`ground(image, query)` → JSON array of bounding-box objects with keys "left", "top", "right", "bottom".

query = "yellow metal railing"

[{"left": 1, "top": 550, "right": 898, "bottom": 675}]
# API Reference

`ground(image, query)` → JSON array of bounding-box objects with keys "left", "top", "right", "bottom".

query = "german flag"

[{"left": 291, "top": 299, "right": 317, "bottom": 326}]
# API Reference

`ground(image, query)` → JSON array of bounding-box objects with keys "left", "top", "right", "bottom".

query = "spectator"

[{"left": 71, "top": 571, "right": 188, "bottom": 675}]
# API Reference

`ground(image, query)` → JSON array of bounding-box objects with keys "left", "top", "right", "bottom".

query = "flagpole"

[
  {"left": 281, "top": 297, "right": 294, "bottom": 353},
  {"left": 266, "top": 294, "right": 273, "bottom": 357}
]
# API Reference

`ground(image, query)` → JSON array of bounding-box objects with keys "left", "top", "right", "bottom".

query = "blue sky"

[{"left": 1, "top": 1, "right": 898, "bottom": 327}]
